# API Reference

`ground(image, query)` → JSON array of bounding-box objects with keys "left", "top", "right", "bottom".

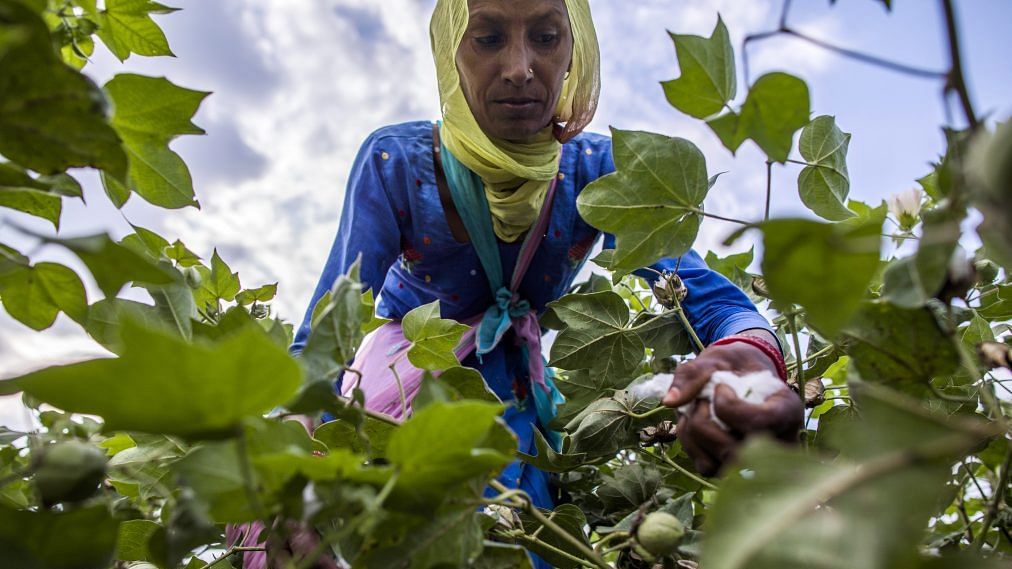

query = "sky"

[{"left": 2, "top": 0, "right": 1011, "bottom": 428}]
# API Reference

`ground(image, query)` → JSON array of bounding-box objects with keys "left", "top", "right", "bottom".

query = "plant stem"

[
  {"left": 512, "top": 534, "right": 599, "bottom": 569},
  {"left": 785, "top": 311, "right": 805, "bottom": 393},
  {"left": 691, "top": 208, "right": 751, "bottom": 226},
  {"left": 973, "top": 441, "right": 1012, "bottom": 551},
  {"left": 940, "top": 0, "right": 979, "bottom": 129},
  {"left": 235, "top": 426, "right": 267, "bottom": 522},
  {"left": 592, "top": 530, "right": 629, "bottom": 553},
  {"left": 626, "top": 405, "right": 672, "bottom": 421},
  {"left": 389, "top": 362, "right": 408, "bottom": 418},
  {"left": 619, "top": 283, "right": 649, "bottom": 314},
  {"left": 961, "top": 459, "right": 990, "bottom": 497},
  {"left": 786, "top": 344, "right": 834, "bottom": 371},
  {"left": 647, "top": 443, "right": 720, "bottom": 488},
  {"left": 724, "top": 431, "right": 992, "bottom": 568},
  {"left": 488, "top": 479, "right": 612, "bottom": 569},
  {"left": 195, "top": 546, "right": 267, "bottom": 569},
  {"left": 781, "top": 27, "right": 947, "bottom": 78},
  {"left": 764, "top": 160, "right": 773, "bottom": 221},
  {"left": 671, "top": 295, "right": 705, "bottom": 353},
  {"left": 599, "top": 538, "right": 633, "bottom": 557}
]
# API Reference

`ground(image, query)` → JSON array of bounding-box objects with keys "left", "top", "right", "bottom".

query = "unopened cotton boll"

[{"left": 679, "top": 370, "right": 787, "bottom": 431}]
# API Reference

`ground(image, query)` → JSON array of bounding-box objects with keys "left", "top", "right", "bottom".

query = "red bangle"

[{"left": 710, "top": 334, "right": 788, "bottom": 382}]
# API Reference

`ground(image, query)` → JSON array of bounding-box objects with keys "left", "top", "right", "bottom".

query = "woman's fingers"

[
  {"left": 712, "top": 384, "right": 803, "bottom": 439},
  {"left": 678, "top": 403, "right": 732, "bottom": 477},
  {"left": 663, "top": 358, "right": 719, "bottom": 407}
]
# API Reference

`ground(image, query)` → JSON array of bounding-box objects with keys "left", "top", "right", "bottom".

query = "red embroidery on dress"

[
  {"left": 512, "top": 376, "right": 528, "bottom": 402},
  {"left": 400, "top": 243, "right": 423, "bottom": 272},
  {"left": 568, "top": 233, "right": 596, "bottom": 267}
]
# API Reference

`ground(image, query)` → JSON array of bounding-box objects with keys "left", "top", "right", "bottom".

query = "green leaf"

[
  {"left": 95, "top": 0, "right": 176, "bottom": 61},
  {"left": 564, "top": 390, "right": 669, "bottom": 458},
  {"left": 969, "top": 121, "right": 1012, "bottom": 270},
  {"left": 797, "top": 115, "right": 855, "bottom": 220},
  {"left": 434, "top": 366, "right": 500, "bottom": 403},
  {"left": 758, "top": 216, "right": 882, "bottom": 338},
  {"left": 0, "top": 505, "right": 120, "bottom": 569},
  {"left": 662, "top": 15, "right": 736, "bottom": 119},
  {"left": 120, "top": 223, "right": 171, "bottom": 262},
  {"left": 0, "top": 261, "right": 87, "bottom": 330},
  {"left": 914, "top": 206, "right": 963, "bottom": 296},
  {"left": 881, "top": 256, "right": 933, "bottom": 308},
  {"left": 701, "top": 384, "right": 992, "bottom": 569},
  {"left": 172, "top": 440, "right": 260, "bottom": 522},
  {"left": 103, "top": 73, "right": 209, "bottom": 208},
  {"left": 0, "top": 1, "right": 128, "bottom": 180},
  {"left": 387, "top": 401, "right": 511, "bottom": 507},
  {"left": 576, "top": 129, "right": 708, "bottom": 273},
  {"left": 235, "top": 282, "right": 277, "bottom": 306},
  {"left": 360, "top": 288, "right": 390, "bottom": 334},
  {"left": 195, "top": 249, "right": 240, "bottom": 306},
  {"left": 115, "top": 519, "right": 160, "bottom": 562},
  {"left": 705, "top": 246, "right": 754, "bottom": 290},
  {"left": 978, "top": 284, "right": 1012, "bottom": 320},
  {"left": 359, "top": 507, "right": 486, "bottom": 569},
  {"left": 402, "top": 300, "right": 469, "bottom": 371},
  {"left": 40, "top": 232, "right": 177, "bottom": 298},
  {"left": 2, "top": 317, "right": 302, "bottom": 438},
  {"left": 143, "top": 280, "right": 196, "bottom": 340},
  {"left": 0, "top": 162, "right": 65, "bottom": 229},
  {"left": 517, "top": 429, "right": 587, "bottom": 473},
  {"left": 548, "top": 291, "right": 644, "bottom": 382},
  {"left": 473, "top": 542, "right": 535, "bottom": 569},
  {"left": 597, "top": 463, "right": 663, "bottom": 515},
  {"left": 837, "top": 302, "right": 961, "bottom": 392},
  {"left": 315, "top": 414, "right": 398, "bottom": 458},
  {"left": 631, "top": 309, "right": 694, "bottom": 358},
  {"left": 707, "top": 72, "right": 810, "bottom": 163},
  {"left": 300, "top": 264, "right": 367, "bottom": 385},
  {"left": 84, "top": 297, "right": 173, "bottom": 353}
]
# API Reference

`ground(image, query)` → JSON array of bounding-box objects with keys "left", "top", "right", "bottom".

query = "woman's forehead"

[{"left": 465, "top": 0, "right": 569, "bottom": 23}]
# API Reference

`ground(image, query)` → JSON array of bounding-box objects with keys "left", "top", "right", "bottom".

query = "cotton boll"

[
  {"left": 678, "top": 369, "right": 787, "bottom": 431},
  {"left": 631, "top": 373, "right": 675, "bottom": 400}
]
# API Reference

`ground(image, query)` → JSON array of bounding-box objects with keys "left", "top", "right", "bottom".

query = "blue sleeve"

[
  {"left": 289, "top": 132, "right": 402, "bottom": 356},
  {"left": 595, "top": 139, "right": 774, "bottom": 347}
]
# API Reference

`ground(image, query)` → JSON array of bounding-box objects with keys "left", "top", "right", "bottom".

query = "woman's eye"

[
  {"left": 475, "top": 35, "right": 501, "bottom": 46},
  {"left": 535, "top": 32, "right": 558, "bottom": 44}
]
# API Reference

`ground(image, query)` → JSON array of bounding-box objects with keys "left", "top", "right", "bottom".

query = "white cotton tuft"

[
  {"left": 678, "top": 369, "right": 787, "bottom": 431},
  {"left": 631, "top": 373, "right": 675, "bottom": 400}
]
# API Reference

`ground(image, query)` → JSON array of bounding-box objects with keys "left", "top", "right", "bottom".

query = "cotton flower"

[{"left": 888, "top": 187, "right": 923, "bottom": 231}]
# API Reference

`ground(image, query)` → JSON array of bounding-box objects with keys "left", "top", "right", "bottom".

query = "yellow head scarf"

[{"left": 430, "top": 0, "right": 600, "bottom": 242}]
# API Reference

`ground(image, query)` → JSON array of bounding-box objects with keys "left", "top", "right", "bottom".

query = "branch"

[
  {"left": 764, "top": 160, "right": 773, "bottom": 221},
  {"left": 488, "top": 479, "right": 612, "bottom": 569},
  {"left": 973, "top": 439, "right": 1012, "bottom": 550},
  {"left": 940, "top": 0, "right": 979, "bottom": 129}
]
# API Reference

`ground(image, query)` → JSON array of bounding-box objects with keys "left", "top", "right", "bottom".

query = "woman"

[{"left": 283, "top": 0, "right": 802, "bottom": 565}]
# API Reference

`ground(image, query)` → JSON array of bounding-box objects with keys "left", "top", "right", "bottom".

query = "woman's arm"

[{"left": 289, "top": 130, "right": 403, "bottom": 356}]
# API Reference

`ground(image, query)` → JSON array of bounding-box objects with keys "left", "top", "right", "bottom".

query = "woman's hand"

[{"left": 660, "top": 336, "right": 804, "bottom": 477}]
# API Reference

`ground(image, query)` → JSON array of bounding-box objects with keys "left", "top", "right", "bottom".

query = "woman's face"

[{"left": 455, "top": 0, "right": 573, "bottom": 143}]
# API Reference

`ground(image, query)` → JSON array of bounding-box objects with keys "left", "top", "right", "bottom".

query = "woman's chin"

[{"left": 488, "top": 118, "right": 554, "bottom": 144}]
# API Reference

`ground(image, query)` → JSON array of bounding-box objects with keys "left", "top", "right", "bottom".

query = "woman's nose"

[{"left": 501, "top": 42, "right": 533, "bottom": 86}]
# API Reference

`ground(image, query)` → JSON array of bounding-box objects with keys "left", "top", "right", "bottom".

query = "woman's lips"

[{"left": 496, "top": 98, "right": 540, "bottom": 111}]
